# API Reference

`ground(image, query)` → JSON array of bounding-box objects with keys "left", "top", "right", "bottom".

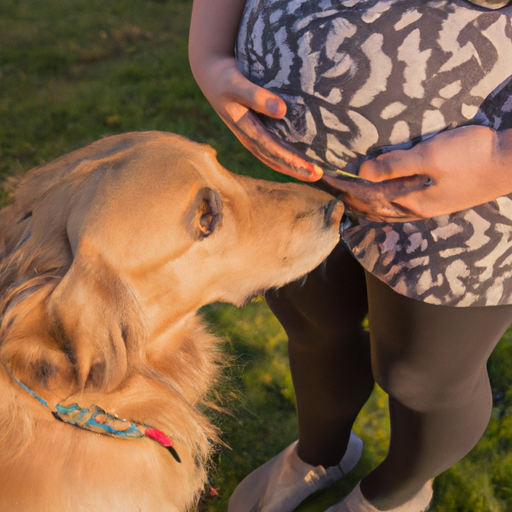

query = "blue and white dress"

[{"left": 237, "top": 0, "right": 512, "bottom": 306}]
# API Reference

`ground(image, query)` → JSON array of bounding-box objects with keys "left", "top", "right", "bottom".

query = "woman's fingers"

[
  {"left": 321, "top": 173, "right": 432, "bottom": 222},
  {"left": 235, "top": 84, "right": 287, "bottom": 119},
  {"left": 359, "top": 148, "right": 428, "bottom": 181},
  {"left": 228, "top": 109, "right": 324, "bottom": 181},
  {"left": 221, "top": 65, "right": 287, "bottom": 120}
]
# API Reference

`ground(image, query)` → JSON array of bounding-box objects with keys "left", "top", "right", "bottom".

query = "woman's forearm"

[{"left": 189, "top": 0, "right": 247, "bottom": 85}]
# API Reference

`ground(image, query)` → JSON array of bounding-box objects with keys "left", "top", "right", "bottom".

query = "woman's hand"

[
  {"left": 196, "top": 57, "right": 323, "bottom": 181},
  {"left": 323, "top": 125, "right": 512, "bottom": 222}
]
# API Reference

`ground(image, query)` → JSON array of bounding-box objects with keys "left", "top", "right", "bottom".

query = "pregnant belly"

[{"left": 237, "top": 0, "right": 512, "bottom": 173}]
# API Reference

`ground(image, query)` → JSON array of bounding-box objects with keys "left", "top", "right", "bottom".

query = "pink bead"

[{"left": 144, "top": 427, "right": 172, "bottom": 447}]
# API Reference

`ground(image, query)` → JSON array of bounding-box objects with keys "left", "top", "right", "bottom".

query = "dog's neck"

[
  {"left": 3, "top": 361, "right": 182, "bottom": 462},
  {"left": 147, "top": 311, "right": 198, "bottom": 356}
]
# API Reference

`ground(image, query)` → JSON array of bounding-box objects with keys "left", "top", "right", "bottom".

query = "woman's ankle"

[
  {"left": 359, "top": 479, "right": 433, "bottom": 511},
  {"left": 297, "top": 429, "right": 355, "bottom": 467}
]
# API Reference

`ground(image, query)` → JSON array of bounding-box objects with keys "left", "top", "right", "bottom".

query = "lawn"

[{"left": 2, "top": 1, "right": 512, "bottom": 510}]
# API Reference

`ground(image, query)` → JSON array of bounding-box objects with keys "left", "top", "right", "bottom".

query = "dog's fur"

[{"left": 0, "top": 131, "right": 343, "bottom": 511}]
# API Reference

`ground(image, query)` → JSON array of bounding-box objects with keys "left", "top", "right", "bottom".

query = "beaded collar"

[{"left": 5, "top": 364, "right": 181, "bottom": 463}]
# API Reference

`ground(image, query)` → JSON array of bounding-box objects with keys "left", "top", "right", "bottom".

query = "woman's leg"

[
  {"left": 228, "top": 243, "right": 373, "bottom": 512},
  {"left": 361, "top": 272, "right": 512, "bottom": 510},
  {"left": 266, "top": 242, "right": 374, "bottom": 467}
]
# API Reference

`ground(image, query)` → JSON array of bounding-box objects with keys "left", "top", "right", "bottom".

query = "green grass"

[
  {"left": 2, "top": 1, "right": 512, "bottom": 511},
  {"left": 0, "top": 0, "right": 289, "bottom": 183}
]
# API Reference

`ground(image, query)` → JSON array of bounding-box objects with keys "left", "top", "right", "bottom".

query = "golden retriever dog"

[{"left": 0, "top": 131, "right": 343, "bottom": 512}]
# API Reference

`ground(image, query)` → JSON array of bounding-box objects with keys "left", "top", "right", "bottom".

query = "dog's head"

[{"left": 0, "top": 132, "right": 343, "bottom": 510}]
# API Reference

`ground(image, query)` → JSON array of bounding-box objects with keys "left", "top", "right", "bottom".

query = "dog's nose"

[{"left": 323, "top": 198, "right": 343, "bottom": 228}]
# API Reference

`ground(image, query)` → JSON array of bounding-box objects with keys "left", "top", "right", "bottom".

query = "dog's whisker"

[
  {"left": 319, "top": 259, "right": 329, "bottom": 281},
  {"left": 298, "top": 274, "right": 309, "bottom": 288}
]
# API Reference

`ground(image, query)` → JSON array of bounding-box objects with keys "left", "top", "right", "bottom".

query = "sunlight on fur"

[{"left": 0, "top": 131, "right": 343, "bottom": 511}]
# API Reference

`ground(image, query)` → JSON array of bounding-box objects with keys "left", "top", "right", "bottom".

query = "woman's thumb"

[{"left": 235, "top": 78, "right": 287, "bottom": 119}]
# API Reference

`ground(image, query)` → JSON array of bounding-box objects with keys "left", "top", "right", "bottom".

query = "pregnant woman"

[{"left": 189, "top": 0, "right": 512, "bottom": 510}]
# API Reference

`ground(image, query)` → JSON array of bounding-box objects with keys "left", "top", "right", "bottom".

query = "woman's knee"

[
  {"left": 374, "top": 363, "right": 492, "bottom": 412},
  {"left": 265, "top": 284, "right": 368, "bottom": 347}
]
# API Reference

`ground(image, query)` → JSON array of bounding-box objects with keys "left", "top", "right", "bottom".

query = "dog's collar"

[{"left": 5, "top": 365, "right": 181, "bottom": 463}]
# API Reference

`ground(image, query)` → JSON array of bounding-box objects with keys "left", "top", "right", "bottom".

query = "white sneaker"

[
  {"left": 325, "top": 481, "right": 433, "bottom": 512},
  {"left": 228, "top": 432, "right": 363, "bottom": 512}
]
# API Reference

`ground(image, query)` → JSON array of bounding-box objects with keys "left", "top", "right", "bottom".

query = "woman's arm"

[
  {"left": 188, "top": 0, "right": 324, "bottom": 181},
  {"left": 189, "top": 0, "right": 250, "bottom": 116}
]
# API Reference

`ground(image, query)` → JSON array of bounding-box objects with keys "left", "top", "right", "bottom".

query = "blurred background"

[{"left": 1, "top": 1, "right": 512, "bottom": 510}]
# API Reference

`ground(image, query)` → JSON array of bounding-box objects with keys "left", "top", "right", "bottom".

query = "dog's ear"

[
  {"left": 45, "top": 248, "right": 146, "bottom": 395},
  {"left": 1, "top": 249, "right": 146, "bottom": 399}
]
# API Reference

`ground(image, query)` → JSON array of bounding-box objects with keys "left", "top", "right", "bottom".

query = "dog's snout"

[{"left": 323, "top": 198, "right": 343, "bottom": 228}]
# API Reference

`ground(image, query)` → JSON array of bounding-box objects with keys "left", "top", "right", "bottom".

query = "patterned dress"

[{"left": 237, "top": 0, "right": 512, "bottom": 306}]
